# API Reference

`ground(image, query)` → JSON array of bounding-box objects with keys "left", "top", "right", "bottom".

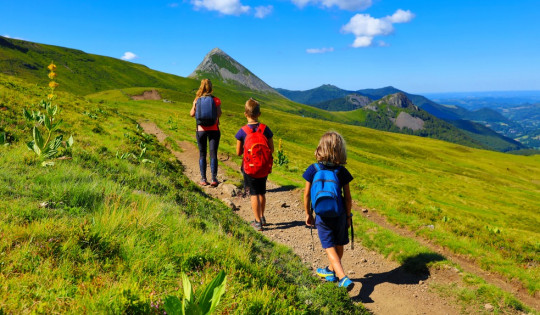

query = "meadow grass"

[
  {"left": 0, "top": 75, "right": 367, "bottom": 314},
  {"left": 99, "top": 83, "right": 540, "bottom": 297}
]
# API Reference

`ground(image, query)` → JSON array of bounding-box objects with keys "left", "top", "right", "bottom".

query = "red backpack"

[{"left": 242, "top": 124, "right": 273, "bottom": 178}]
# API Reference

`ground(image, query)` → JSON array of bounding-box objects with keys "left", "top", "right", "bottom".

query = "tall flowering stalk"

[
  {"left": 275, "top": 138, "right": 289, "bottom": 166},
  {"left": 23, "top": 62, "right": 73, "bottom": 161}
]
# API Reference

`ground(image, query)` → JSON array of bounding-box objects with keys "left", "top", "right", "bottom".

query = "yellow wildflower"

[
  {"left": 47, "top": 63, "right": 56, "bottom": 71},
  {"left": 48, "top": 72, "right": 57, "bottom": 79},
  {"left": 279, "top": 138, "right": 283, "bottom": 151},
  {"left": 47, "top": 94, "right": 55, "bottom": 100},
  {"left": 49, "top": 81, "right": 59, "bottom": 88}
]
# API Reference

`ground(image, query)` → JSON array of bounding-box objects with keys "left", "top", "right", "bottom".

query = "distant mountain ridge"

[
  {"left": 189, "top": 48, "right": 280, "bottom": 95},
  {"left": 277, "top": 84, "right": 528, "bottom": 152}
]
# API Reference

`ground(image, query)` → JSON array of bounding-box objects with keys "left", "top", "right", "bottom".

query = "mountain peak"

[
  {"left": 188, "top": 48, "right": 279, "bottom": 95},
  {"left": 381, "top": 92, "right": 417, "bottom": 109},
  {"left": 208, "top": 47, "right": 226, "bottom": 55}
]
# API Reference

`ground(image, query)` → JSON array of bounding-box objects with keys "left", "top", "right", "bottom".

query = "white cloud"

[
  {"left": 386, "top": 9, "right": 415, "bottom": 23},
  {"left": 341, "top": 9, "right": 414, "bottom": 48},
  {"left": 3, "top": 34, "right": 25, "bottom": 40},
  {"left": 191, "top": 0, "right": 250, "bottom": 15},
  {"left": 254, "top": 5, "right": 273, "bottom": 18},
  {"left": 121, "top": 52, "right": 137, "bottom": 61},
  {"left": 306, "top": 47, "right": 335, "bottom": 54},
  {"left": 291, "top": 0, "right": 372, "bottom": 11}
]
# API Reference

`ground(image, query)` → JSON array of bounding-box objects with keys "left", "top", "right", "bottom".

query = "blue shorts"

[{"left": 315, "top": 214, "right": 349, "bottom": 249}]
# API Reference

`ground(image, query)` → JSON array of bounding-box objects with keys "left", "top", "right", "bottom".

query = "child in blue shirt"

[{"left": 303, "top": 131, "right": 354, "bottom": 290}]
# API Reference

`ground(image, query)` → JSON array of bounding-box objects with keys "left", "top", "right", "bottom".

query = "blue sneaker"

[
  {"left": 316, "top": 267, "right": 335, "bottom": 279},
  {"left": 338, "top": 276, "right": 354, "bottom": 291}
]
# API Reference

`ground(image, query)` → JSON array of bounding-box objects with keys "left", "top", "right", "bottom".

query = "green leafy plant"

[
  {"left": 22, "top": 62, "right": 74, "bottom": 161},
  {"left": 164, "top": 271, "right": 227, "bottom": 315},
  {"left": 275, "top": 138, "right": 289, "bottom": 166},
  {"left": 0, "top": 132, "right": 8, "bottom": 146},
  {"left": 167, "top": 116, "right": 179, "bottom": 131},
  {"left": 115, "top": 142, "right": 153, "bottom": 163}
]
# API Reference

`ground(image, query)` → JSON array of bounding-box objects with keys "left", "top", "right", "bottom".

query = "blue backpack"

[
  {"left": 195, "top": 96, "right": 217, "bottom": 126},
  {"left": 310, "top": 163, "right": 344, "bottom": 218}
]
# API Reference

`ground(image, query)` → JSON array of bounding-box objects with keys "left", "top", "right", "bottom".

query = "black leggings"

[{"left": 196, "top": 130, "right": 221, "bottom": 181}]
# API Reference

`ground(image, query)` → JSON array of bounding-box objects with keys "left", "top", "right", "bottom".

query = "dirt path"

[{"left": 140, "top": 120, "right": 467, "bottom": 314}]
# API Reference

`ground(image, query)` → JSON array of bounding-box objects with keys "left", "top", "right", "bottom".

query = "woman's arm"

[
  {"left": 217, "top": 105, "right": 222, "bottom": 118},
  {"left": 190, "top": 98, "right": 197, "bottom": 117},
  {"left": 236, "top": 140, "right": 243, "bottom": 156},
  {"left": 304, "top": 181, "right": 314, "bottom": 226}
]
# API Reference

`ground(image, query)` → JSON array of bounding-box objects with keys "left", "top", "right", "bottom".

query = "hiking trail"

[{"left": 139, "top": 120, "right": 534, "bottom": 315}]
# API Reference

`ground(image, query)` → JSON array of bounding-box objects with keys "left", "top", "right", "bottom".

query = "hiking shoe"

[
  {"left": 261, "top": 216, "right": 269, "bottom": 226},
  {"left": 316, "top": 267, "right": 335, "bottom": 279},
  {"left": 338, "top": 276, "right": 354, "bottom": 291},
  {"left": 251, "top": 220, "right": 263, "bottom": 231},
  {"left": 200, "top": 180, "right": 209, "bottom": 186},
  {"left": 210, "top": 181, "right": 219, "bottom": 187}
]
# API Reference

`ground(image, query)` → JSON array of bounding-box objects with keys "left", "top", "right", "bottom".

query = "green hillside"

[
  {"left": 89, "top": 84, "right": 540, "bottom": 296},
  {"left": 0, "top": 74, "right": 366, "bottom": 313},
  {"left": 0, "top": 36, "right": 203, "bottom": 95},
  {"left": 1, "top": 37, "right": 539, "bottom": 312}
]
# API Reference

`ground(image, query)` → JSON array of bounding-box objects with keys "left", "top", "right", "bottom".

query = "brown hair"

[
  {"left": 245, "top": 98, "right": 261, "bottom": 118},
  {"left": 196, "top": 79, "right": 213, "bottom": 98},
  {"left": 315, "top": 131, "right": 347, "bottom": 165}
]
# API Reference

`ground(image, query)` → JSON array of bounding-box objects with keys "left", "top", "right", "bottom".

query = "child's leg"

[
  {"left": 325, "top": 246, "right": 346, "bottom": 279},
  {"left": 251, "top": 194, "right": 262, "bottom": 222},
  {"left": 258, "top": 194, "right": 266, "bottom": 219}
]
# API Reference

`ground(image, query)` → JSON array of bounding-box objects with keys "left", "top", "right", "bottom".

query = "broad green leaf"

[
  {"left": 208, "top": 275, "right": 227, "bottom": 314},
  {"left": 23, "top": 108, "right": 33, "bottom": 121},
  {"left": 141, "top": 159, "right": 153, "bottom": 164},
  {"left": 41, "top": 161, "right": 55, "bottom": 167},
  {"left": 163, "top": 296, "right": 183, "bottom": 315},
  {"left": 67, "top": 135, "right": 74, "bottom": 148},
  {"left": 181, "top": 273, "right": 193, "bottom": 303},
  {"left": 198, "top": 270, "right": 226, "bottom": 315},
  {"left": 32, "top": 141, "right": 42, "bottom": 156},
  {"left": 44, "top": 115, "right": 52, "bottom": 130},
  {"left": 26, "top": 141, "right": 34, "bottom": 151},
  {"left": 33, "top": 127, "right": 44, "bottom": 150},
  {"left": 52, "top": 119, "right": 63, "bottom": 131}
]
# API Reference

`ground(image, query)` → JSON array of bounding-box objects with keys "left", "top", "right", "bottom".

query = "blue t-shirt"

[
  {"left": 303, "top": 163, "right": 353, "bottom": 193},
  {"left": 235, "top": 123, "right": 273, "bottom": 143}
]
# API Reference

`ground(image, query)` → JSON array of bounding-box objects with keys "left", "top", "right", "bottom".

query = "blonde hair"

[
  {"left": 196, "top": 79, "right": 213, "bottom": 98},
  {"left": 315, "top": 131, "right": 347, "bottom": 165},
  {"left": 245, "top": 98, "right": 261, "bottom": 118}
]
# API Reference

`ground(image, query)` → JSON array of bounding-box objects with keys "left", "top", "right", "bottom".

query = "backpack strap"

[
  {"left": 242, "top": 125, "right": 254, "bottom": 135},
  {"left": 257, "top": 123, "right": 266, "bottom": 134},
  {"left": 314, "top": 163, "right": 321, "bottom": 172}
]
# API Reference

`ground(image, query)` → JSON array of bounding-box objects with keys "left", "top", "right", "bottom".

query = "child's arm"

[
  {"left": 343, "top": 183, "right": 352, "bottom": 227},
  {"left": 236, "top": 140, "right": 243, "bottom": 156},
  {"left": 217, "top": 106, "right": 222, "bottom": 118},
  {"left": 268, "top": 137, "right": 274, "bottom": 154},
  {"left": 304, "top": 181, "right": 314, "bottom": 227}
]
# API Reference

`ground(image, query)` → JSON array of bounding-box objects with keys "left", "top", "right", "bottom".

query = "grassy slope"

[
  {"left": 88, "top": 83, "right": 540, "bottom": 296},
  {"left": 0, "top": 75, "right": 366, "bottom": 314}
]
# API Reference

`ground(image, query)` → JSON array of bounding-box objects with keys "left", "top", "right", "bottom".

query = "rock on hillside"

[
  {"left": 381, "top": 92, "right": 418, "bottom": 110},
  {"left": 346, "top": 93, "right": 372, "bottom": 107},
  {"left": 189, "top": 48, "right": 280, "bottom": 95}
]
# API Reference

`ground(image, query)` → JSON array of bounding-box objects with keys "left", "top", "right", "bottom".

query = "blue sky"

[{"left": 1, "top": 0, "right": 539, "bottom": 93}]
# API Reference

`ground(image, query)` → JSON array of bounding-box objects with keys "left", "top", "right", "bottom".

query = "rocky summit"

[{"left": 188, "top": 48, "right": 280, "bottom": 95}]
